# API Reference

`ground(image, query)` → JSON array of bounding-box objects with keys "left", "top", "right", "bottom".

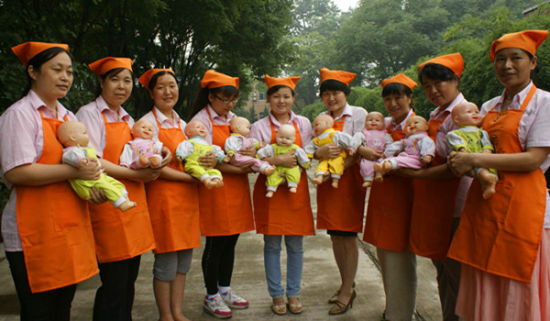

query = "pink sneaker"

[
  {"left": 203, "top": 294, "right": 232, "bottom": 319},
  {"left": 221, "top": 290, "right": 249, "bottom": 309}
]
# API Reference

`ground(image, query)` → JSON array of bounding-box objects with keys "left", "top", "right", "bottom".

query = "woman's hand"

[
  {"left": 238, "top": 144, "right": 256, "bottom": 158},
  {"left": 76, "top": 158, "right": 102, "bottom": 180},
  {"left": 132, "top": 167, "right": 162, "bottom": 183},
  {"left": 315, "top": 144, "right": 341, "bottom": 160},
  {"left": 448, "top": 151, "right": 474, "bottom": 177},
  {"left": 273, "top": 152, "right": 297, "bottom": 168},
  {"left": 357, "top": 145, "right": 383, "bottom": 161},
  {"left": 198, "top": 152, "right": 217, "bottom": 169},
  {"left": 89, "top": 187, "right": 108, "bottom": 204},
  {"left": 159, "top": 147, "right": 172, "bottom": 167}
]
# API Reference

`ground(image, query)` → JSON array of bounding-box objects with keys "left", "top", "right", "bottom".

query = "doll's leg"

[
  {"left": 328, "top": 157, "right": 345, "bottom": 188},
  {"left": 312, "top": 160, "right": 329, "bottom": 185},
  {"left": 475, "top": 167, "right": 498, "bottom": 199},
  {"left": 285, "top": 166, "right": 301, "bottom": 193},
  {"left": 394, "top": 154, "right": 424, "bottom": 170},
  {"left": 96, "top": 175, "right": 136, "bottom": 212},
  {"left": 266, "top": 170, "right": 284, "bottom": 197},
  {"left": 149, "top": 154, "right": 162, "bottom": 168},
  {"left": 373, "top": 159, "right": 393, "bottom": 182},
  {"left": 139, "top": 153, "right": 150, "bottom": 167},
  {"left": 206, "top": 169, "right": 224, "bottom": 188},
  {"left": 360, "top": 159, "right": 375, "bottom": 187}
]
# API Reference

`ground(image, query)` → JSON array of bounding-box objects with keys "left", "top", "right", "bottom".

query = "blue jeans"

[{"left": 263, "top": 235, "right": 304, "bottom": 298}]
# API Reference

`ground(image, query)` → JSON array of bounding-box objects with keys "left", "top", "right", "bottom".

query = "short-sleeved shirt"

[
  {"left": 140, "top": 107, "right": 186, "bottom": 141},
  {"left": 480, "top": 82, "right": 550, "bottom": 228},
  {"left": 321, "top": 103, "right": 367, "bottom": 136},
  {"left": 76, "top": 96, "right": 134, "bottom": 157},
  {"left": 250, "top": 111, "right": 313, "bottom": 146},
  {"left": 190, "top": 105, "right": 235, "bottom": 144},
  {"left": 0, "top": 90, "right": 77, "bottom": 251}
]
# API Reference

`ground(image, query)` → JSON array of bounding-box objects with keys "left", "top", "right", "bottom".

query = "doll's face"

[
  {"left": 313, "top": 115, "right": 333, "bottom": 136},
  {"left": 132, "top": 120, "right": 154, "bottom": 140},
  {"left": 452, "top": 102, "right": 482, "bottom": 127},
  {"left": 405, "top": 116, "right": 428, "bottom": 136},
  {"left": 276, "top": 125, "right": 296, "bottom": 147},
  {"left": 365, "top": 112, "right": 385, "bottom": 130},
  {"left": 57, "top": 121, "right": 89, "bottom": 147},
  {"left": 185, "top": 121, "right": 207, "bottom": 138},
  {"left": 230, "top": 117, "right": 250, "bottom": 137}
]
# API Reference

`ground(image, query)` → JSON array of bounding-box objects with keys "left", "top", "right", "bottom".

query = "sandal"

[
  {"left": 328, "top": 290, "right": 356, "bottom": 315},
  {"left": 287, "top": 297, "right": 303, "bottom": 314},
  {"left": 271, "top": 298, "right": 287, "bottom": 315},
  {"left": 328, "top": 282, "right": 355, "bottom": 304}
]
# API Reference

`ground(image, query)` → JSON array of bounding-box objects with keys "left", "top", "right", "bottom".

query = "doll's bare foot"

[
  {"left": 289, "top": 187, "right": 297, "bottom": 193},
  {"left": 362, "top": 181, "right": 372, "bottom": 188},
  {"left": 139, "top": 154, "right": 149, "bottom": 167},
  {"left": 479, "top": 169, "right": 498, "bottom": 199},
  {"left": 373, "top": 163, "right": 385, "bottom": 182},
  {"left": 213, "top": 178, "right": 224, "bottom": 188},
  {"left": 119, "top": 200, "right": 136, "bottom": 212},
  {"left": 263, "top": 166, "right": 276, "bottom": 176},
  {"left": 203, "top": 178, "right": 216, "bottom": 189},
  {"left": 266, "top": 191, "right": 274, "bottom": 198},
  {"left": 312, "top": 174, "right": 325, "bottom": 185},
  {"left": 331, "top": 178, "right": 339, "bottom": 188},
  {"left": 149, "top": 156, "right": 161, "bottom": 168}
]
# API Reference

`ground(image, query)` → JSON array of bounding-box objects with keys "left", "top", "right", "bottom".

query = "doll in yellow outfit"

[
  {"left": 57, "top": 121, "right": 136, "bottom": 212},
  {"left": 305, "top": 114, "right": 355, "bottom": 188}
]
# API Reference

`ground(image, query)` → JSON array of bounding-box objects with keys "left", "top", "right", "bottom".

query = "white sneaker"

[
  {"left": 221, "top": 290, "right": 249, "bottom": 309},
  {"left": 203, "top": 294, "right": 232, "bottom": 319}
]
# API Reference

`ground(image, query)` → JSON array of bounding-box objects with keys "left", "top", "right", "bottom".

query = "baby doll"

[
  {"left": 374, "top": 115, "right": 435, "bottom": 181},
  {"left": 305, "top": 114, "right": 355, "bottom": 188},
  {"left": 120, "top": 119, "right": 163, "bottom": 169},
  {"left": 175, "top": 120, "right": 227, "bottom": 189},
  {"left": 447, "top": 102, "right": 498, "bottom": 199},
  {"left": 257, "top": 124, "right": 310, "bottom": 198},
  {"left": 355, "top": 112, "right": 393, "bottom": 187},
  {"left": 57, "top": 121, "right": 136, "bottom": 212},
  {"left": 224, "top": 116, "right": 275, "bottom": 176}
]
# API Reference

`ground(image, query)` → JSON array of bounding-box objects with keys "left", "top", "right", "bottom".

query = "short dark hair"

[
  {"left": 95, "top": 67, "right": 134, "bottom": 97},
  {"left": 418, "top": 63, "right": 458, "bottom": 84},
  {"left": 320, "top": 79, "right": 351, "bottom": 96},
  {"left": 148, "top": 71, "right": 178, "bottom": 91},
  {"left": 24, "top": 47, "right": 73, "bottom": 94},
  {"left": 189, "top": 85, "right": 239, "bottom": 119},
  {"left": 382, "top": 83, "right": 412, "bottom": 98},
  {"left": 267, "top": 85, "right": 295, "bottom": 97}
]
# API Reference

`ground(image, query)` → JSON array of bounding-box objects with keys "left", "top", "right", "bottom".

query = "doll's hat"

[
  {"left": 381, "top": 73, "right": 418, "bottom": 90},
  {"left": 88, "top": 57, "right": 133, "bottom": 76},
  {"left": 201, "top": 70, "right": 239, "bottom": 89},
  {"left": 417, "top": 52, "right": 464, "bottom": 78},
  {"left": 264, "top": 74, "right": 300, "bottom": 90},
  {"left": 490, "top": 29, "right": 548, "bottom": 61},
  {"left": 319, "top": 67, "right": 356, "bottom": 86},
  {"left": 138, "top": 68, "right": 175, "bottom": 88},
  {"left": 11, "top": 41, "right": 69, "bottom": 66}
]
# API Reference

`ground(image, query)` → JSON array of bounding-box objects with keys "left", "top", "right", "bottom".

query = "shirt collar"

[
  {"left": 496, "top": 81, "right": 534, "bottom": 110},
  {"left": 207, "top": 104, "right": 235, "bottom": 122},
  {"left": 153, "top": 106, "right": 180, "bottom": 126},
  {"left": 268, "top": 111, "right": 298, "bottom": 127},
  {"left": 28, "top": 90, "right": 69, "bottom": 120},
  {"left": 327, "top": 103, "right": 352, "bottom": 121},
  {"left": 96, "top": 95, "right": 131, "bottom": 121},
  {"left": 432, "top": 92, "right": 465, "bottom": 118},
  {"left": 391, "top": 109, "right": 414, "bottom": 130}
]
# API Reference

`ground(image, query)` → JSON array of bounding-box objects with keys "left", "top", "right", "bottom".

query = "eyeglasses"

[{"left": 214, "top": 95, "right": 238, "bottom": 105}]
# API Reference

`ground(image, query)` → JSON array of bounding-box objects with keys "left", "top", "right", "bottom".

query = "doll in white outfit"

[
  {"left": 305, "top": 114, "right": 355, "bottom": 188},
  {"left": 224, "top": 116, "right": 275, "bottom": 175},
  {"left": 175, "top": 120, "right": 227, "bottom": 189},
  {"left": 120, "top": 119, "right": 163, "bottom": 169},
  {"left": 374, "top": 115, "right": 435, "bottom": 181},
  {"left": 257, "top": 124, "right": 310, "bottom": 197},
  {"left": 57, "top": 121, "right": 136, "bottom": 212},
  {"left": 447, "top": 102, "right": 498, "bottom": 199},
  {"left": 355, "top": 112, "right": 393, "bottom": 187}
]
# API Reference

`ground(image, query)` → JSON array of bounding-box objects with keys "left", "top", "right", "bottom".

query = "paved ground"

[{"left": 0, "top": 172, "right": 443, "bottom": 321}]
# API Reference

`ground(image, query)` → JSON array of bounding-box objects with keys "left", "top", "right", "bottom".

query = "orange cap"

[
  {"left": 490, "top": 29, "right": 548, "bottom": 61},
  {"left": 417, "top": 53, "right": 464, "bottom": 78},
  {"left": 201, "top": 69, "right": 239, "bottom": 89},
  {"left": 264, "top": 74, "right": 300, "bottom": 90},
  {"left": 319, "top": 67, "right": 356, "bottom": 86},
  {"left": 138, "top": 68, "right": 175, "bottom": 88},
  {"left": 381, "top": 73, "right": 418, "bottom": 90},
  {"left": 88, "top": 57, "right": 133, "bottom": 75},
  {"left": 11, "top": 41, "right": 69, "bottom": 66}
]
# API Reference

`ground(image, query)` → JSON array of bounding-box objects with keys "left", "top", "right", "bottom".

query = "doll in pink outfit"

[
  {"left": 355, "top": 112, "right": 393, "bottom": 187},
  {"left": 374, "top": 115, "right": 434, "bottom": 181},
  {"left": 224, "top": 117, "right": 275, "bottom": 176},
  {"left": 120, "top": 119, "right": 164, "bottom": 169}
]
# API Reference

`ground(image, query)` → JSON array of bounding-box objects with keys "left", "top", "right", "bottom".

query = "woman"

[
  {"left": 138, "top": 68, "right": 200, "bottom": 321},
  {"left": 448, "top": 29, "right": 550, "bottom": 321},
  {"left": 250, "top": 75, "right": 315, "bottom": 315},
  {"left": 313, "top": 67, "right": 366, "bottom": 315},
  {"left": 77, "top": 57, "right": 166, "bottom": 321},
  {"left": 188, "top": 69, "right": 254, "bottom": 319},
  {"left": 363, "top": 73, "right": 418, "bottom": 321},
  {"left": 0, "top": 41, "right": 100, "bottom": 320}
]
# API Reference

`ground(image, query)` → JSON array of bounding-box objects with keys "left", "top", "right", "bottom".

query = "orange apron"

[
  {"left": 88, "top": 113, "right": 155, "bottom": 263},
  {"left": 198, "top": 109, "right": 254, "bottom": 236},
  {"left": 409, "top": 112, "right": 460, "bottom": 260},
  {"left": 253, "top": 118, "right": 315, "bottom": 235},
  {"left": 146, "top": 110, "right": 201, "bottom": 253},
  {"left": 363, "top": 121, "right": 414, "bottom": 251},
  {"left": 448, "top": 85, "right": 546, "bottom": 282},
  {"left": 316, "top": 116, "right": 366, "bottom": 232},
  {"left": 16, "top": 112, "right": 97, "bottom": 292}
]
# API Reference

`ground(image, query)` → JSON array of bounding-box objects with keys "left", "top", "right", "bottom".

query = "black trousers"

[
  {"left": 202, "top": 234, "right": 240, "bottom": 295},
  {"left": 93, "top": 255, "right": 141, "bottom": 321},
  {"left": 6, "top": 251, "right": 77, "bottom": 321}
]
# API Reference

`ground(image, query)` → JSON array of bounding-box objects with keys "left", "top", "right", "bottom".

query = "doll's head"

[
  {"left": 230, "top": 117, "right": 251, "bottom": 137},
  {"left": 184, "top": 120, "right": 207, "bottom": 138},
  {"left": 313, "top": 114, "right": 334, "bottom": 136},
  {"left": 365, "top": 112, "right": 385, "bottom": 130},
  {"left": 276, "top": 124, "right": 296, "bottom": 147},
  {"left": 132, "top": 119, "right": 155, "bottom": 140},
  {"left": 404, "top": 115, "right": 429, "bottom": 136},
  {"left": 57, "top": 121, "right": 89, "bottom": 147},
  {"left": 451, "top": 102, "right": 481, "bottom": 127}
]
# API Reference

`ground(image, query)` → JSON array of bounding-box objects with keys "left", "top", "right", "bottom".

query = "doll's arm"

[
  {"left": 446, "top": 130, "right": 467, "bottom": 152},
  {"left": 252, "top": 138, "right": 264, "bottom": 150},
  {"left": 62, "top": 147, "right": 87, "bottom": 168},
  {"left": 349, "top": 132, "right": 364, "bottom": 155},
  {"left": 333, "top": 131, "right": 354, "bottom": 150},
  {"left": 175, "top": 141, "right": 194, "bottom": 161},
  {"left": 224, "top": 136, "right": 243, "bottom": 157},
  {"left": 257, "top": 144, "right": 275, "bottom": 159},
  {"left": 153, "top": 141, "right": 164, "bottom": 154},
  {"left": 294, "top": 146, "right": 311, "bottom": 169},
  {"left": 119, "top": 144, "right": 134, "bottom": 168},
  {"left": 384, "top": 133, "right": 394, "bottom": 145},
  {"left": 384, "top": 140, "right": 403, "bottom": 158},
  {"left": 304, "top": 140, "right": 317, "bottom": 159},
  {"left": 211, "top": 145, "right": 227, "bottom": 163},
  {"left": 480, "top": 129, "right": 494, "bottom": 152},
  {"left": 420, "top": 136, "right": 436, "bottom": 157}
]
